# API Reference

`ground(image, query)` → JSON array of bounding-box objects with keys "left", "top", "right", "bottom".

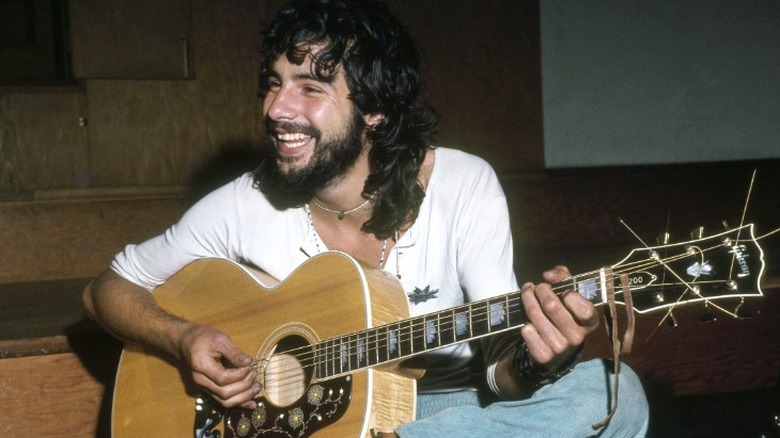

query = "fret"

[
  {"left": 387, "top": 323, "right": 400, "bottom": 360},
  {"left": 452, "top": 310, "right": 467, "bottom": 341},
  {"left": 357, "top": 333, "right": 367, "bottom": 368},
  {"left": 339, "top": 337, "right": 348, "bottom": 374},
  {"left": 377, "top": 327, "right": 386, "bottom": 364},
  {"left": 367, "top": 328, "right": 380, "bottom": 366},
  {"left": 487, "top": 298, "right": 508, "bottom": 331},
  {"left": 331, "top": 338, "right": 339, "bottom": 376},
  {"left": 351, "top": 335, "right": 359, "bottom": 370},
  {"left": 365, "top": 329, "right": 375, "bottom": 366},
  {"left": 470, "top": 301, "right": 489, "bottom": 337},
  {"left": 423, "top": 316, "right": 439, "bottom": 349},
  {"left": 347, "top": 334, "right": 359, "bottom": 371},
  {"left": 410, "top": 316, "right": 426, "bottom": 353},
  {"left": 576, "top": 277, "right": 599, "bottom": 302},
  {"left": 399, "top": 320, "right": 413, "bottom": 357},
  {"left": 314, "top": 342, "right": 322, "bottom": 378},
  {"left": 505, "top": 293, "right": 525, "bottom": 327},
  {"left": 325, "top": 341, "right": 333, "bottom": 376},
  {"left": 316, "top": 339, "right": 336, "bottom": 379},
  {"left": 438, "top": 309, "right": 455, "bottom": 346}
]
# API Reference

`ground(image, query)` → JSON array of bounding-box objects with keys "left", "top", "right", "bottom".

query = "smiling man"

[{"left": 83, "top": 1, "right": 649, "bottom": 436}]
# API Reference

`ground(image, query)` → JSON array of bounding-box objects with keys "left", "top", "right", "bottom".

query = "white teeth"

[{"left": 278, "top": 133, "right": 309, "bottom": 141}]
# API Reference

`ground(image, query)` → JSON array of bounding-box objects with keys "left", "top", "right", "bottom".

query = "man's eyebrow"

[
  {"left": 263, "top": 68, "right": 336, "bottom": 86},
  {"left": 293, "top": 71, "right": 336, "bottom": 85}
]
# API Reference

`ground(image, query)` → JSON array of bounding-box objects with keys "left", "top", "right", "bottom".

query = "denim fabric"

[{"left": 396, "top": 359, "right": 649, "bottom": 438}]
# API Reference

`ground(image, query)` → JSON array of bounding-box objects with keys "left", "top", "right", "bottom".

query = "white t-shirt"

[{"left": 112, "top": 147, "right": 519, "bottom": 392}]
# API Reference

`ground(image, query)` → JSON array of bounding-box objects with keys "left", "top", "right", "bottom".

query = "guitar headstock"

[{"left": 575, "top": 224, "right": 765, "bottom": 317}]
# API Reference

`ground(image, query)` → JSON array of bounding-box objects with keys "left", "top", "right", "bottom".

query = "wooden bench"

[{"left": 0, "top": 192, "right": 191, "bottom": 436}]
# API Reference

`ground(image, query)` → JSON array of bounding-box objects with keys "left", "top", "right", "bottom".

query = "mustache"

[{"left": 264, "top": 120, "right": 321, "bottom": 139}]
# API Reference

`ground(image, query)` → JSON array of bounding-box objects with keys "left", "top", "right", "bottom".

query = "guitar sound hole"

[{"left": 261, "top": 334, "right": 313, "bottom": 407}]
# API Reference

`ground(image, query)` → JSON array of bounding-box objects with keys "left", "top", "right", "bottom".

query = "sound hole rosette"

[{"left": 255, "top": 324, "right": 317, "bottom": 407}]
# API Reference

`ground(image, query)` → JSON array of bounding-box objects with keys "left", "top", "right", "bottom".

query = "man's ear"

[{"left": 364, "top": 113, "right": 384, "bottom": 128}]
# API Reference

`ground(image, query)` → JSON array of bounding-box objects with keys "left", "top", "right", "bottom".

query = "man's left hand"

[{"left": 520, "top": 265, "right": 599, "bottom": 372}]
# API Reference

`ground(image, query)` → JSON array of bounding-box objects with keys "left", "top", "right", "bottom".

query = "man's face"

[{"left": 261, "top": 51, "right": 364, "bottom": 191}]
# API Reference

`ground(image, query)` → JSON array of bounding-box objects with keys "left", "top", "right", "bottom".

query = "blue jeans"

[{"left": 396, "top": 359, "right": 649, "bottom": 438}]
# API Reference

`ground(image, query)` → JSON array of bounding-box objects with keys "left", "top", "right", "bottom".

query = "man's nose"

[{"left": 265, "top": 87, "right": 299, "bottom": 121}]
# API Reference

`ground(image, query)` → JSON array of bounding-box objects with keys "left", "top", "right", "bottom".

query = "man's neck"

[{"left": 312, "top": 146, "right": 372, "bottom": 213}]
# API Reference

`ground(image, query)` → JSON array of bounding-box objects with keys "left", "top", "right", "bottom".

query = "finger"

[
  {"left": 561, "top": 292, "right": 600, "bottom": 333},
  {"left": 196, "top": 368, "right": 261, "bottom": 409},
  {"left": 520, "top": 324, "right": 554, "bottom": 364},
  {"left": 208, "top": 381, "right": 262, "bottom": 409},
  {"left": 211, "top": 332, "right": 254, "bottom": 368},
  {"left": 534, "top": 283, "right": 590, "bottom": 348},
  {"left": 216, "top": 377, "right": 262, "bottom": 409},
  {"left": 521, "top": 284, "right": 569, "bottom": 354},
  {"left": 192, "top": 351, "right": 255, "bottom": 389},
  {"left": 539, "top": 292, "right": 590, "bottom": 349},
  {"left": 542, "top": 265, "right": 571, "bottom": 284}
]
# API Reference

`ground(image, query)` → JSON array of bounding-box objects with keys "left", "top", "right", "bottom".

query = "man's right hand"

[
  {"left": 179, "top": 325, "right": 263, "bottom": 409},
  {"left": 83, "top": 270, "right": 263, "bottom": 410}
]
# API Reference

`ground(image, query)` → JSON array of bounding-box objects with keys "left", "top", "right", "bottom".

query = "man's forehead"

[{"left": 272, "top": 46, "right": 343, "bottom": 82}]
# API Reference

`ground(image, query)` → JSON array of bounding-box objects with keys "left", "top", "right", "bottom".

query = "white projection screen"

[{"left": 541, "top": 1, "right": 780, "bottom": 169}]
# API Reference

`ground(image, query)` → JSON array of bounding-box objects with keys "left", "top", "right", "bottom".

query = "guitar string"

[
  {"left": 254, "top": 249, "right": 726, "bottom": 384},
  {"left": 253, "top": 242, "right": 733, "bottom": 379},
  {"left": 276, "top": 230, "right": 745, "bottom": 376},
  {"left": 251, "top": 238, "right": 753, "bottom": 389},
  {"left": 258, "top": 266, "right": 684, "bottom": 382}
]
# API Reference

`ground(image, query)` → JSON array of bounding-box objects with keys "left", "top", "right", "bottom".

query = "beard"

[{"left": 254, "top": 112, "right": 365, "bottom": 209}]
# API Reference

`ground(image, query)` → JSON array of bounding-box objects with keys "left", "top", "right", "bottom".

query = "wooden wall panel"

[
  {"left": 0, "top": 195, "right": 191, "bottom": 283},
  {"left": 505, "top": 165, "right": 780, "bottom": 248},
  {"left": 1, "top": 0, "right": 539, "bottom": 191},
  {"left": 0, "top": 89, "right": 89, "bottom": 195},
  {"left": 86, "top": 0, "right": 264, "bottom": 188},
  {"left": 69, "top": 0, "right": 192, "bottom": 79},
  {"left": 392, "top": 0, "right": 543, "bottom": 171}
]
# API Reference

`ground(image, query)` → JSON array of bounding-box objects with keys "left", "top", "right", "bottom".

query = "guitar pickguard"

[{"left": 223, "top": 376, "right": 352, "bottom": 438}]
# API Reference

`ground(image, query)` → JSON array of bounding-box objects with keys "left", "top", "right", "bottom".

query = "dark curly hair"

[{"left": 254, "top": 0, "right": 437, "bottom": 239}]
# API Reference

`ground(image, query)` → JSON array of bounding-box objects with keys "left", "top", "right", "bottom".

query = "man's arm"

[{"left": 82, "top": 269, "right": 261, "bottom": 408}]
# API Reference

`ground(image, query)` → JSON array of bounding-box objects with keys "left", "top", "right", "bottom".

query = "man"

[{"left": 83, "top": 0, "right": 649, "bottom": 436}]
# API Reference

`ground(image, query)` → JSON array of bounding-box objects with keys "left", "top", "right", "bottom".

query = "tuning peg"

[
  {"left": 721, "top": 220, "right": 730, "bottom": 231},
  {"left": 735, "top": 299, "right": 753, "bottom": 319},
  {"left": 690, "top": 226, "right": 705, "bottom": 240},
  {"left": 657, "top": 232, "right": 671, "bottom": 245},
  {"left": 699, "top": 303, "right": 716, "bottom": 323},
  {"left": 666, "top": 312, "right": 678, "bottom": 331}
]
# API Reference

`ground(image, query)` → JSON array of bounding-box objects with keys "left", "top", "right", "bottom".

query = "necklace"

[
  {"left": 311, "top": 197, "right": 372, "bottom": 220},
  {"left": 304, "top": 204, "right": 388, "bottom": 268}
]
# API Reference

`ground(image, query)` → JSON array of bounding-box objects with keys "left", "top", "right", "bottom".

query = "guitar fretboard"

[{"left": 314, "top": 291, "right": 527, "bottom": 379}]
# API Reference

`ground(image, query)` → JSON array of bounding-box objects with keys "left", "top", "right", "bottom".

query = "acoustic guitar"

[{"left": 112, "top": 224, "right": 765, "bottom": 437}]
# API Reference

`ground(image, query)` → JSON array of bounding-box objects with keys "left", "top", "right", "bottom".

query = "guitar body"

[{"left": 112, "top": 252, "right": 415, "bottom": 437}]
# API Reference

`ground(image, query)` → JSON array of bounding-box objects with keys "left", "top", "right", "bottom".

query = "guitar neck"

[
  {"left": 313, "top": 290, "right": 527, "bottom": 380},
  {"left": 312, "top": 223, "right": 765, "bottom": 380}
]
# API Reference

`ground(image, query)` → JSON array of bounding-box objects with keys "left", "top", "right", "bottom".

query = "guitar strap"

[
  {"left": 592, "top": 269, "right": 636, "bottom": 430},
  {"left": 620, "top": 273, "right": 636, "bottom": 355}
]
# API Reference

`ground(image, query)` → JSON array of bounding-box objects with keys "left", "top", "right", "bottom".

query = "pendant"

[{"left": 337, "top": 212, "right": 346, "bottom": 220}]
